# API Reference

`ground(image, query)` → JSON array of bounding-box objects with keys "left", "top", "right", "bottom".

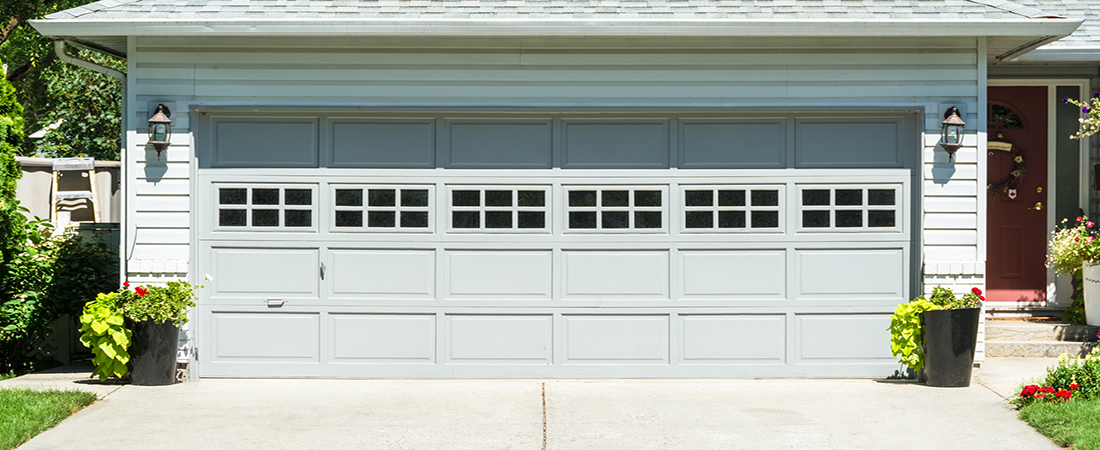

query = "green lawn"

[
  {"left": 1019, "top": 398, "right": 1100, "bottom": 450},
  {"left": 0, "top": 388, "right": 97, "bottom": 450}
]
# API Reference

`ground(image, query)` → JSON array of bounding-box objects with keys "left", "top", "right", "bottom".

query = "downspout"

[
  {"left": 52, "top": 39, "right": 128, "bottom": 284},
  {"left": 53, "top": 40, "right": 125, "bottom": 80}
]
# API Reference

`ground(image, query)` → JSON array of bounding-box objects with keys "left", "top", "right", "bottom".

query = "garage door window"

[
  {"left": 681, "top": 186, "right": 783, "bottom": 232},
  {"left": 448, "top": 187, "right": 550, "bottom": 232},
  {"left": 331, "top": 185, "right": 433, "bottom": 231},
  {"left": 566, "top": 187, "right": 666, "bottom": 232},
  {"left": 798, "top": 185, "right": 900, "bottom": 231},
  {"left": 216, "top": 186, "right": 316, "bottom": 230}
]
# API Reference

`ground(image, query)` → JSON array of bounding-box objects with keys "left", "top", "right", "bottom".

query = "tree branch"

[
  {"left": 0, "top": 18, "right": 19, "bottom": 48},
  {"left": 6, "top": 50, "right": 53, "bottom": 83}
]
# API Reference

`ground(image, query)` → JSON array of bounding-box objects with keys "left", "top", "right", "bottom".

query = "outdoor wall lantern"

[
  {"left": 147, "top": 104, "right": 172, "bottom": 160},
  {"left": 940, "top": 106, "right": 966, "bottom": 162}
]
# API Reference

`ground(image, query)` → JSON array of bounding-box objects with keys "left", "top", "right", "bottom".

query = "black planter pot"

[
  {"left": 922, "top": 307, "right": 980, "bottom": 387},
  {"left": 130, "top": 320, "right": 180, "bottom": 386}
]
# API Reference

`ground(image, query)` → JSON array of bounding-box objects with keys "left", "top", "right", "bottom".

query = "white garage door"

[{"left": 194, "top": 111, "right": 916, "bottom": 378}]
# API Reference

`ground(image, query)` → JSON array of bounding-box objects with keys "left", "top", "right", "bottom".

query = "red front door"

[{"left": 986, "top": 86, "right": 1048, "bottom": 303}]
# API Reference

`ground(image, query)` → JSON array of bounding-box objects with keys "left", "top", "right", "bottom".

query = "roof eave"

[
  {"left": 30, "top": 18, "right": 1082, "bottom": 39},
  {"left": 1011, "top": 46, "right": 1100, "bottom": 63}
]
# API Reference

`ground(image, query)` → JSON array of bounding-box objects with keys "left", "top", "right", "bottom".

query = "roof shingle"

[{"left": 44, "top": 0, "right": 1060, "bottom": 21}]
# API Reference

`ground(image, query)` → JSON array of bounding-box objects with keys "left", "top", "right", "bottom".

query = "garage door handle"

[
  {"left": 320, "top": 261, "right": 326, "bottom": 280},
  {"left": 267, "top": 299, "right": 285, "bottom": 307}
]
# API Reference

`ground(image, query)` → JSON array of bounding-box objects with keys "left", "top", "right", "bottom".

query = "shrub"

[
  {"left": 1041, "top": 349, "right": 1100, "bottom": 401},
  {"left": 0, "top": 217, "right": 117, "bottom": 375}
]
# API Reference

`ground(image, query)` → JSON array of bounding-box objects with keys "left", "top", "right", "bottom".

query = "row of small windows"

[
  {"left": 215, "top": 185, "right": 899, "bottom": 231},
  {"left": 334, "top": 188, "right": 430, "bottom": 229},
  {"left": 218, "top": 188, "right": 313, "bottom": 228}
]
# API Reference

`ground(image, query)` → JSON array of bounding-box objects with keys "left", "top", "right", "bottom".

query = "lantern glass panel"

[
  {"left": 944, "top": 124, "right": 961, "bottom": 144},
  {"left": 152, "top": 123, "right": 168, "bottom": 142}
]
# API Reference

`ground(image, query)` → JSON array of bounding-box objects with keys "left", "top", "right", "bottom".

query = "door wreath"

[{"left": 987, "top": 136, "right": 1024, "bottom": 201}]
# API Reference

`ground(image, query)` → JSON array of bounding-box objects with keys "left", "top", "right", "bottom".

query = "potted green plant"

[
  {"left": 1047, "top": 215, "right": 1100, "bottom": 325},
  {"left": 889, "top": 286, "right": 984, "bottom": 387},
  {"left": 78, "top": 280, "right": 198, "bottom": 385},
  {"left": 121, "top": 281, "right": 197, "bottom": 385}
]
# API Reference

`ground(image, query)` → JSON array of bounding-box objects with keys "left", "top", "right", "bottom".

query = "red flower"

[
  {"left": 1071, "top": 383, "right": 1079, "bottom": 390},
  {"left": 123, "top": 282, "right": 130, "bottom": 288},
  {"left": 1089, "top": 221, "right": 1095, "bottom": 228},
  {"left": 1078, "top": 216, "right": 1084, "bottom": 222},
  {"left": 1041, "top": 386, "right": 1056, "bottom": 393},
  {"left": 1036, "top": 394, "right": 1047, "bottom": 399},
  {"left": 135, "top": 286, "right": 148, "bottom": 297},
  {"left": 1056, "top": 389, "right": 1073, "bottom": 401},
  {"left": 1021, "top": 385, "right": 1039, "bottom": 396}
]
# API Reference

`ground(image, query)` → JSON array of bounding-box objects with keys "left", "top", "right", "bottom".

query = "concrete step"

[
  {"left": 985, "top": 321, "right": 1099, "bottom": 342},
  {"left": 984, "top": 340, "right": 1097, "bottom": 358}
]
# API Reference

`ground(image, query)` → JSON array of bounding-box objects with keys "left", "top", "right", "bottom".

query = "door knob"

[{"left": 1031, "top": 202, "right": 1043, "bottom": 211}]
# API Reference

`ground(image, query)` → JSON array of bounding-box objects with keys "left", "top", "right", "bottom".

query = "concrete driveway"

[{"left": 4, "top": 364, "right": 1058, "bottom": 450}]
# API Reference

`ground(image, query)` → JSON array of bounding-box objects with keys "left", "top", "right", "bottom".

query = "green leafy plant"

[
  {"left": 121, "top": 280, "right": 197, "bottom": 326},
  {"left": 1047, "top": 215, "right": 1100, "bottom": 276},
  {"left": 888, "top": 286, "right": 985, "bottom": 371},
  {"left": 77, "top": 292, "right": 130, "bottom": 381},
  {"left": 1028, "top": 349, "right": 1100, "bottom": 403},
  {"left": 1, "top": 214, "right": 115, "bottom": 374},
  {"left": 889, "top": 297, "right": 939, "bottom": 371}
]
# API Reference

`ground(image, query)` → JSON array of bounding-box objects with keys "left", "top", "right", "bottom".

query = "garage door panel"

[
  {"left": 796, "top": 120, "right": 902, "bottom": 168},
  {"left": 794, "top": 249, "right": 905, "bottom": 299},
  {"left": 330, "top": 121, "right": 435, "bottom": 168},
  {"left": 212, "top": 248, "right": 319, "bottom": 297},
  {"left": 679, "top": 250, "right": 786, "bottom": 299},
  {"left": 679, "top": 315, "right": 786, "bottom": 364},
  {"left": 679, "top": 121, "right": 785, "bottom": 169},
  {"left": 447, "top": 121, "right": 553, "bottom": 169},
  {"left": 211, "top": 313, "right": 319, "bottom": 362},
  {"left": 563, "top": 315, "right": 669, "bottom": 363},
  {"left": 330, "top": 249, "right": 435, "bottom": 299},
  {"left": 330, "top": 314, "right": 435, "bottom": 362},
  {"left": 562, "top": 251, "right": 669, "bottom": 299},
  {"left": 446, "top": 315, "right": 552, "bottom": 363},
  {"left": 796, "top": 314, "right": 893, "bottom": 363},
  {"left": 445, "top": 251, "right": 552, "bottom": 299},
  {"left": 212, "top": 119, "right": 319, "bottom": 168},
  {"left": 562, "top": 121, "right": 669, "bottom": 169}
]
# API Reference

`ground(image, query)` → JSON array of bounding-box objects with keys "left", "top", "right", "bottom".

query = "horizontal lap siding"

[{"left": 126, "top": 37, "right": 981, "bottom": 287}]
